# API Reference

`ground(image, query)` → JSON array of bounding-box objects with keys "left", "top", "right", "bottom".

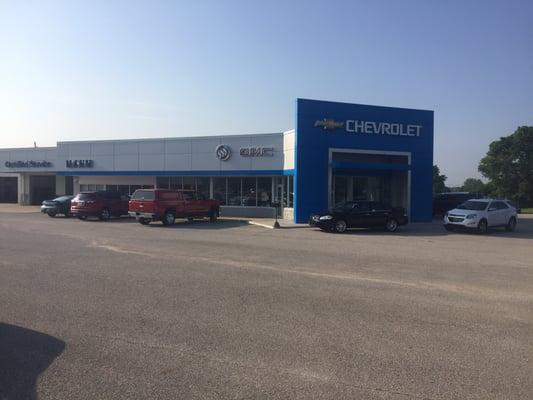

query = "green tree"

[
  {"left": 432, "top": 165, "right": 448, "bottom": 195},
  {"left": 461, "top": 178, "right": 486, "bottom": 194},
  {"left": 479, "top": 126, "right": 533, "bottom": 204}
]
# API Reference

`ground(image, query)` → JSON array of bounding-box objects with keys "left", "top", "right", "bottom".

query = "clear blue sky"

[{"left": 1, "top": 0, "right": 532, "bottom": 185}]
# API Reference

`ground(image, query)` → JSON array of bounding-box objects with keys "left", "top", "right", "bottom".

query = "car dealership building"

[{"left": 0, "top": 99, "right": 434, "bottom": 223}]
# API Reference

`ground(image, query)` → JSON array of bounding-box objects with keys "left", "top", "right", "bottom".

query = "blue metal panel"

[
  {"left": 330, "top": 161, "right": 411, "bottom": 171},
  {"left": 294, "top": 98, "right": 434, "bottom": 223}
]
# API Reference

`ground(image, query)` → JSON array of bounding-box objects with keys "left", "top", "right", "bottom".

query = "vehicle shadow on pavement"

[
  {"left": 313, "top": 217, "right": 533, "bottom": 239},
  {"left": 144, "top": 219, "right": 251, "bottom": 230},
  {"left": 0, "top": 323, "right": 65, "bottom": 400}
]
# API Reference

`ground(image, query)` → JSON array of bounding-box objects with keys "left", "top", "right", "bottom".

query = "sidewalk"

[
  {"left": 0, "top": 204, "right": 40, "bottom": 213},
  {"left": 223, "top": 217, "right": 309, "bottom": 229}
]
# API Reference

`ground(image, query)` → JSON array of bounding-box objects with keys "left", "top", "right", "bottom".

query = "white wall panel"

[
  {"left": 191, "top": 137, "right": 222, "bottom": 154},
  {"left": 139, "top": 154, "right": 165, "bottom": 170},
  {"left": 67, "top": 143, "right": 92, "bottom": 157},
  {"left": 165, "top": 139, "right": 192, "bottom": 154},
  {"left": 139, "top": 140, "right": 165, "bottom": 154},
  {"left": 91, "top": 155, "right": 115, "bottom": 170},
  {"left": 91, "top": 142, "right": 114, "bottom": 156},
  {"left": 164, "top": 154, "right": 192, "bottom": 170},
  {"left": 114, "top": 154, "right": 139, "bottom": 170},
  {"left": 114, "top": 142, "right": 139, "bottom": 155},
  {"left": 191, "top": 152, "right": 221, "bottom": 171}
]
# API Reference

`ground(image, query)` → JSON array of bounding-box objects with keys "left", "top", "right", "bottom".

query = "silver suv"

[{"left": 443, "top": 199, "right": 518, "bottom": 233}]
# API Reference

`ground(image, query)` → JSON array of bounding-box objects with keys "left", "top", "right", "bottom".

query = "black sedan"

[
  {"left": 309, "top": 201, "right": 408, "bottom": 233},
  {"left": 41, "top": 195, "right": 74, "bottom": 217}
]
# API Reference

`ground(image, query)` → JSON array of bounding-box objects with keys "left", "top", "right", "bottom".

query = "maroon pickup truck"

[{"left": 128, "top": 189, "right": 220, "bottom": 226}]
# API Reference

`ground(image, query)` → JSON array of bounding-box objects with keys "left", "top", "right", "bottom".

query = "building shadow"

[{"left": 0, "top": 323, "right": 65, "bottom": 400}]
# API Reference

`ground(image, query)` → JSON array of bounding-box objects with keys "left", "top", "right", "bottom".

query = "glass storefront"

[
  {"left": 78, "top": 176, "right": 295, "bottom": 208},
  {"left": 79, "top": 184, "right": 153, "bottom": 195},
  {"left": 332, "top": 172, "right": 407, "bottom": 209}
]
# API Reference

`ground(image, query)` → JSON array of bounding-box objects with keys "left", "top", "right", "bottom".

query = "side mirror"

[{"left": 488, "top": 207, "right": 496, "bottom": 212}]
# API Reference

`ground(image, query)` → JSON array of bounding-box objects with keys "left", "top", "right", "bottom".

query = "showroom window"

[
  {"left": 213, "top": 177, "right": 226, "bottom": 205},
  {"left": 286, "top": 175, "right": 293, "bottom": 208},
  {"left": 196, "top": 177, "right": 210, "bottom": 198},
  {"left": 169, "top": 177, "right": 182, "bottom": 189},
  {"left": 257, "top": 177, "right": 272, "bottom": 207},
  {"left": 183, "top": 177, "right": 195, "bottom": 190},
  {"left": 227, "top": 178, "right": 241, "bottom": 205},
  {"left": 242, "top": 178, "right": 256, "bottom": 206},
  {"left": 156, "top": 176, "right": 169, "bottom": 189}
]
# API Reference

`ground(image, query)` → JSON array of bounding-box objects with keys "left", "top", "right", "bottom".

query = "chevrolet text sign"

[
  {"left": 315, "top": 118, "right": 422, "bottom": 137},
  {"left": 346, "top": 120, "right": 422, "bottom": 137}
]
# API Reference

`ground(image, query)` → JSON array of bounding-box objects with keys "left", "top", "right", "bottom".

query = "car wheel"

[
  {"left": 209, "top": 208, "right": 218, "bottom": 222},
  {"left": 334, "top": 220, "right": 347, "bottom": 233},
  {"left": 138, "top": 218, "right": 151, "bottom": 225},
  {"left": 162, "top": 211, "right": 175, "bottom": 226},
  {"left": 64, "top": 210, "right": 71, "bottom": 218},
  {"left": 505, "top": 217, "right": 517, "bottom": 232},
  {"left": 477, "top": 219, "right": 488, "bottom": 234},
  {"left": 444, "top": 224, "right": 455, "bottom": 232},
  {"left": 187, "top": 217, "right": 194, "bottom": 222},
  {"left": 47, "top": 211, "right": 57, "bottom": 218},
  {"left": 385, "top": 218, "right": 399, "bottom": 232},
  {"left": 99, "top": 208, "right": 111, "bottom": 221},
  {"left": 78, "top": 216, "right": 87, "bottom": 220}
]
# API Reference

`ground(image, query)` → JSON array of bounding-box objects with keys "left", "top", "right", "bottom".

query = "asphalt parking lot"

[{"left": 1, "top": 211, "right": 532, "bottom": 400}]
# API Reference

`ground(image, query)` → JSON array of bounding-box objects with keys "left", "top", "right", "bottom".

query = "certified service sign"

[{"left": 215, "top": 144, "right": 231, "bottom": 161}]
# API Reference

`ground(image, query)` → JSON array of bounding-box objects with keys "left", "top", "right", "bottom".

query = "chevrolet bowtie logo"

[{"left": 314, "top": 118, "right": 344, "bottom": 130}]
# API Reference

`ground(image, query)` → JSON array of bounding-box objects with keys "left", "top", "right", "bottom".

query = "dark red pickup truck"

[{"left": 128, "top": 189, "right": 220, "bottom": 226}]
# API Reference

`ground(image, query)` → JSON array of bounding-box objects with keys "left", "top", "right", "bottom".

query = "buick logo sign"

[{"left": 215, "top": 144, "right": 231, "bottom": 161}]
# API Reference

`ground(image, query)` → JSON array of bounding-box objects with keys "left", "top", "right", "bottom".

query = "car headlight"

[
  {"left": 466, "top": 214, "right": 477, "bottom": 219},
  {"left": 319, "top": 215, "right": 333, "bottom": 220}
]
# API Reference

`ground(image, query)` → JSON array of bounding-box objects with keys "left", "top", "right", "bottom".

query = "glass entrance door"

[{"left": 332, "top": 173, "right": 404, "bottom": 208}]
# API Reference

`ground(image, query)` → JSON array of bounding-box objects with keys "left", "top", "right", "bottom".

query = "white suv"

[{"left": 443, "top": 199, "right": 517, "bottom": 233}]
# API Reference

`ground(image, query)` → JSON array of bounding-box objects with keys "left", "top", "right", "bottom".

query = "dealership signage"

[
  {"left": 216, "top": 145, "right": 274, "bottom": 161},
  {"left": 4, "top": 160, "right": 53, "bottom": 168},
  {"left": 66, "top": 159, "right": 94, "bottom": 168},
  {"left": 315, "top": 118, "right": 422, "bottom": 137},
  {"left": 215, "top": 145, "right": 231, "bottom": 161},
  {"left": 240, "top": 146, "right": 274, "bottom": 157}
]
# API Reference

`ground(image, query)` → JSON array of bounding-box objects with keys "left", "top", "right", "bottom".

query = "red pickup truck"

[{"left": 128, "top": 189, "right": 220, "bottom": 226}]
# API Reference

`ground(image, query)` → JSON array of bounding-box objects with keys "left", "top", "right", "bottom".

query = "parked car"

[
  {"left": 504, "top": 199, "right": 521, "bottom": 213},
  {"left": 128, "top": 189, "right": 221, "bottom": 226},
  {"left": 433, "top": 192, "right": 483, "bottom": 216},
  {"left": 70, "top": 191, "right": 130, "bottom": 220},
  {"left": 40, "top": 195, "right": 74, "bottom": 217},
  {"left": 443, "top": 199, "right": 517, "bottom": 233},
  {"left": 309, "top": 201, "right": 408, "bottom": 233}
]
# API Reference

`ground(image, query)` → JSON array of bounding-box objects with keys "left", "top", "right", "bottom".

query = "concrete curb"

[{"left": 246, "top": 220, "right": 278, "bottom": 230}]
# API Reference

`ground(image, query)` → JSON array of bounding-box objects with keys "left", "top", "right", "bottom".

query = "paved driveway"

[{"left": 1, "top": 212, "right": 532, "bottom": 399}]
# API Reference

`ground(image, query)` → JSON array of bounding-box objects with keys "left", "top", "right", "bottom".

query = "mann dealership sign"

[
  {"left": 66, "top": 159, "right": 94, "bottom": 168},
  {"left": 315, "top": 118, "right": 422, "bottom": 137}
]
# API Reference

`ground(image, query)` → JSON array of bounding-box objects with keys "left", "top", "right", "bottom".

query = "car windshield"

[
  {"left": 53, "top": 196, "right": 71, "bottom": 202},
  {"left": 332, "top": 201, "right": 354, "bottom": 211},
  {"left": 456, "top": 201, "right": 488, "bottom": 211},
  {"left": 76, "top": 193, "right": 97, "bottom": 200},
  {"left": 131, "top": 190, "right": 155, "bottom": 200}
]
